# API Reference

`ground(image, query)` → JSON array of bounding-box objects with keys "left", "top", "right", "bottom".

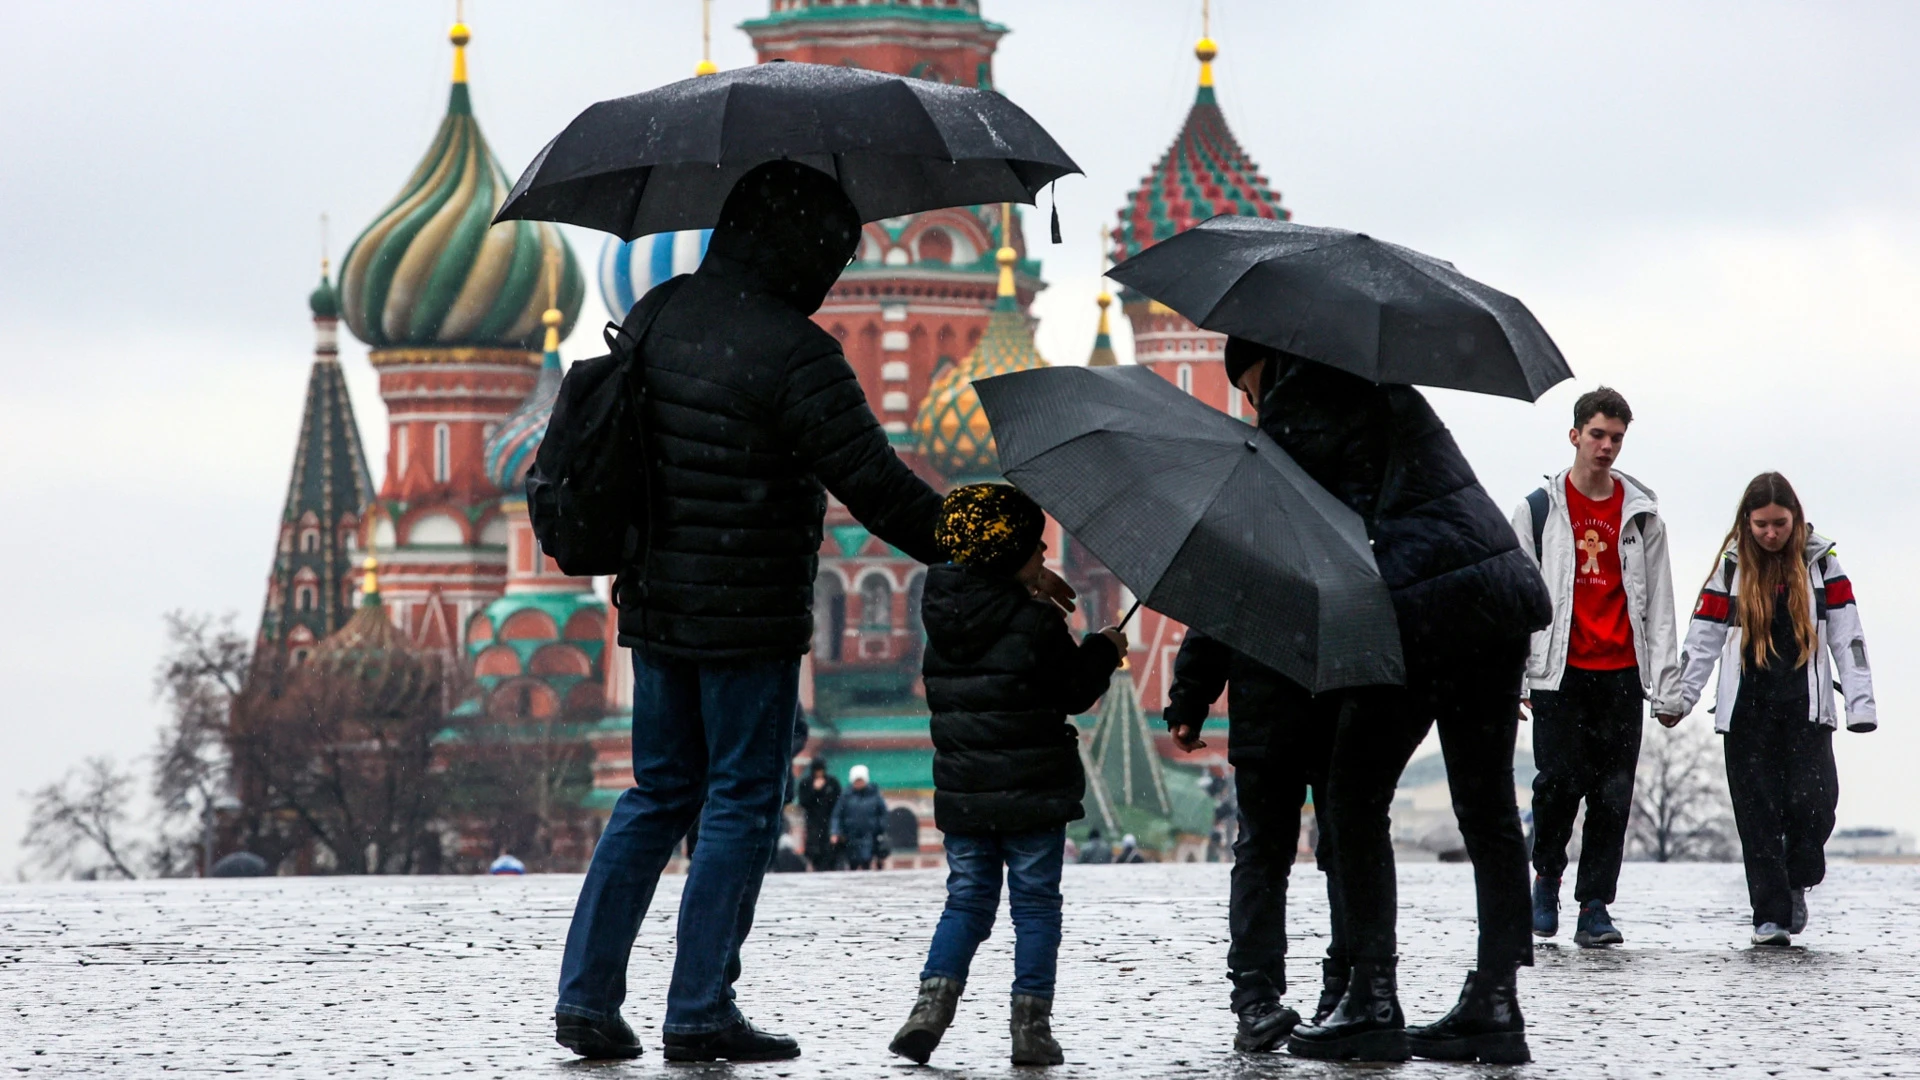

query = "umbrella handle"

[{"left": 1116, "top": 599, "right": 1143, "bottom": 631}]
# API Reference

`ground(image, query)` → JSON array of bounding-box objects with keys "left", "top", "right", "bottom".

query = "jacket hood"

[
  {"left": 1715, "top": 530, "right": 1836, "bottom": 567},
  {"left": 923, "top": 562, "right": 1034, "bottom": 664},
  {"left": 1548, "top": 468, "right": 1659, "bottom": 519},
  {"left": 702, "top": 161, "right": 861, "bottom": 315}
]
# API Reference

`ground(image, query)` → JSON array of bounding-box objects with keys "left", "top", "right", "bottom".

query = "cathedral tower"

[{"left": 338, "top": 17, "right": 583, "bottom": 651}]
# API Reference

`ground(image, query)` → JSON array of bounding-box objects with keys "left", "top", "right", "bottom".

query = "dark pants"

[
  {"left": 1227, "top": 690, "right": 1345, "bottom": 1013},
  {"left": 1530, "top": 665, "right": 1644, "bottom": 904},
  {"left": 1328, "top": 641, "right": 1534, "bottom": 971},
  {"left": 556, "top": 650, "right": 799, "bottom": 1034},
  {"left": 920, "top": 828, "right": 1067, "bottom": 999},
  {"left": 1725, "top": 688, "right": 1837, "bottom": 929}
]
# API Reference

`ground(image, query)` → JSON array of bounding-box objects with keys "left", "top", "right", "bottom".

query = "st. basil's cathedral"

[{"left": 257, "top": 0, "right": 1289, "bottom": 870}]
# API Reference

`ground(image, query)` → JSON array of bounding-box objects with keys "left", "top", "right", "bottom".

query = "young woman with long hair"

[{"left": 1666, "top": 473, "right": 1876, "bottom": 946}]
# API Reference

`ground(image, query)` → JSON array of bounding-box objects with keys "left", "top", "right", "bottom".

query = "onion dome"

[
  {"left": 309, "top": 558, "right": 441, "bottom": 716},
  {"left": 1087, "top": 289, "right": 1118, "bottom": 367},
  {"left": 597, "top": 229, "right": 711, "bottom": 319},
  {"left": 913, "top": 208, "right": 1048, "bottom": 480},
  {"left": 309, "top": 260, "right": 341, "bottom": 319},
  {"left": 484, "top": 259, "right": 567, "bottom": 492},
  {"left": 339, "top": 19, "right": 584, "bottom": 357},
  {"left": 1112, "top": 34, "right": 1289, "bottom": 263}
]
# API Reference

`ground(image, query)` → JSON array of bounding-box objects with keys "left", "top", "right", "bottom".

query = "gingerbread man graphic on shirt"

[{"left": 1579, "top": 529, "right": 1608, "bottom": 575}]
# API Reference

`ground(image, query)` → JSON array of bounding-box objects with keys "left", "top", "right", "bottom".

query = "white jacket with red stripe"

[{"left": 1675, "top": 532, "right": 1876, "bottom": 733}]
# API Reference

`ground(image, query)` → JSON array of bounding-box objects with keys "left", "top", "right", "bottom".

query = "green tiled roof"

[{"left": 1112, "top": 85, "right": 1289, "bottom": 263}]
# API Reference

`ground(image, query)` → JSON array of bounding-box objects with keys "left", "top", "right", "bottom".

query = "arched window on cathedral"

[
  {"left": 859, "top": 574, "right": 893, "bottom": 633},
  {"left": 432, "top": 423, "right": 451, "bottom": 484},
  {"left": 299, "top": 528, "right": 320, "bottom": 553},
  {"left": 1177, "top": 363, "right": 1194, "bottom": 395},
  {"left": 295, "top": 584, "right": 317, "bottom": 612},
  {"left": 395, "top": 426, "right": 410, "bottom": 477}
]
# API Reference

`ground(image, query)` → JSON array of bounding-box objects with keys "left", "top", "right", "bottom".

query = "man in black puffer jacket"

[
  {"left": 888, "top": 484, "right": 1125, "bottom": 1068},
  {"left": 1222, "top": 341, "right": 1551, "bottom": 1066},
  {"left": 558, "top": 164, "right": 1085, "bottom": 1065}
]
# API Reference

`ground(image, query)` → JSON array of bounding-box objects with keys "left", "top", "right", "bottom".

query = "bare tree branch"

[
  {"left": 22, "top": 758, "right": 142, "bottom": 880},
  {"left": 1629, "top": 721, "right": 1737, "bottom": 863}
]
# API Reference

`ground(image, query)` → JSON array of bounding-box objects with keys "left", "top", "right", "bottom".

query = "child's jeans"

[{"left": 919, "top": 826, "right": 1067, "bottom": 998}]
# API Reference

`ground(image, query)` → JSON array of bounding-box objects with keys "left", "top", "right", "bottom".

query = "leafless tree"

[
  {"left": 149, "top": 612, "right": 250, "bottom": 875},
  {"left": 1629, "top": 720, "right": 1737, "bottom": 862},
  {"left": 22, "top": 757, "right": 142, "bottom": 879}
]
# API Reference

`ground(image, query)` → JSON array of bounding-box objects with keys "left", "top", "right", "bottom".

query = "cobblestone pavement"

[{"left": 3, "top": 861, "right": 1918, "bottom": 1078}]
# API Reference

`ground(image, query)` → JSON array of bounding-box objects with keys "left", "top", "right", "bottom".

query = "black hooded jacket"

[
  {"left": 1162, "top": 629, "right": 1294, "bottom": 764},
  {"left": 616, "top": 162, "right": 944, "bottom": 659},
  {"left": 921, "top": 563, "right": 1122, "bottom": 834},
  {"left": 1255, "top": 355, "right": 1551, "bottom": 667}
]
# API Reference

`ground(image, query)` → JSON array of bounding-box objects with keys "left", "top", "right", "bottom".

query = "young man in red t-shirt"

[{"left": 1511, "top": 388, "right": 1682, "bottom": 947}]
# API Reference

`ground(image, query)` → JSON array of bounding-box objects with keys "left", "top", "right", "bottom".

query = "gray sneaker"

[
  {"left": 1789, "top": 889, "right": 1809, "bottom": 935},
  {"left": 1751, "top": 922, "right": 1792, "bottom": 947}
]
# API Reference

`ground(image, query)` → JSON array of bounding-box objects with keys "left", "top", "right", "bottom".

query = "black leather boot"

[
  {"left": 889, "top": 976, "right": 965, "bottom": 1064},
  {"left": 662, "top": 1016, "right": 801, "bottom": 1062},
  {"left": 1407, "top": 969, "right": 1530, "bottom": 1064},
  {"left": 1234, "top": 1000, "right": 1301, "bottom": 1052},
  {"left": 554, "top": 1011, "right": 643, "bottom": 1060},
  {"left": 1286, "top": 957, "right": 1408, "bottom": 1062},
  {"left": 1009, "top": 993, "right": 1064, "bottom": 1066},
  {"left": 1312, "top": 956, "right": 1349, "bottom": 1026}
]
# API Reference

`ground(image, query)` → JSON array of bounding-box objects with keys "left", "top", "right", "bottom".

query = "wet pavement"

[{"left": 3, "top": 861, "right": 1917, "bottom": 1078}]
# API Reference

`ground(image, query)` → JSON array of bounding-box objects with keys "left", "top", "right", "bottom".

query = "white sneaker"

[{"left": 1751, "top": 922, "right": 1792, "bottom": 947}]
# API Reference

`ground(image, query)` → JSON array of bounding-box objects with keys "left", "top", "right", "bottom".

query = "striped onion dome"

[
  {"left": 483, "top": 325, "right": 563, "bottom": 492},
  {"left": 339, "top": 22, "right": 584, "bottom": 356},
  {"left": 913, "top": 243, "right": 1047, "bottom": 481},
  {"left": 310, "top": 559, "right": 442, "bottom": 716},
  {"left": 1111, "top": 37, "right": 1288, "bottom": 264},
  {"left": 598, "top": 229, "right": 712, "bottom": 319}
]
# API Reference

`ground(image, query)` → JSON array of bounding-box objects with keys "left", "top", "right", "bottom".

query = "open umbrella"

[
  {"left": 495, "top": 61, "right": 1080, "bottom": 239},
  {"left": 974, "top": 365, "right": 1403, "bottom": 693},
  {"left": 1107, "top": 216, "right": 1571, "bottom": 402}
]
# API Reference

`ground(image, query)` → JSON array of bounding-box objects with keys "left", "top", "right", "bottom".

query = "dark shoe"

[
  {"left": 554, "top": 1012, "right": 643, "bottom": 1060},
  {"left": 1009, "top": 993, "right": 1064, "bottom": 1066},
  {"left": 1407, "top": 969, "right": 1531, "bottom": 1064},
  {"left": 1234, "top": 1000, "right": 1301, "bottom": 1052},
  {"left": 1286, "top": 958, "right": 1409, "bottom": 1062},
  {"left": 889, "top": 976, "right": 964, "bottom": 1064},
  {"left": 1312, "top": 957, "right": 1350, "bottom": 1026},
  {"left": 662, "top": 1017, "right": 800, "bottom": 1062},
  {"left": 1751, "top": 922, "right": 1792, "bottom": 947},
  {"left": 1790, "top": 888, "right": 1809, "bottom": 934},
  {"left": 1532, "top": 875, "right": 1561, "bottom": 938},
  {"left": 1574, "top": 901, "right": 1624, "bottom": 947}
]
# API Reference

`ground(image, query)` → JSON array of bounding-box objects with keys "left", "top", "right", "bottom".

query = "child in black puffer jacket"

[{"left": 888, "top": 484, "right": 1126, "bottom": 1068}]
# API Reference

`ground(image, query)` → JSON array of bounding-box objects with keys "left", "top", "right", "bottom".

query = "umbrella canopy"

[
  {"left": 1107, "top": 216, "right": 1571, "bottom": 402},
  {"left": 974, "top": 365, "right": 1403, "bottom": 693},
  {"left": 496, "top": 61, "right": 1080, "bottom": 239}
]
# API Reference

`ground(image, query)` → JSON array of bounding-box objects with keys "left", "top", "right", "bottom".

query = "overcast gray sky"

[{"left": 3, "top": 0, "right": 1918, "bottom": 876}]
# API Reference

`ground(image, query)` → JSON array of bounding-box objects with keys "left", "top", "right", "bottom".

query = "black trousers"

[
  {"left": 1725, "top": 688, "right": 1837, "bottom": 928},
  {"left": 1227, "top": 687, "right": 1346, "bottom": 1012},
  {"left": 1530, "top": 665, "right": 1644, "bottom": 904},
  {"left": 1328, "top": 641, "right": 1534, "bottom": 971}
]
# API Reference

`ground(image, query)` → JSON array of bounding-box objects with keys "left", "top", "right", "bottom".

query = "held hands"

[
  {"left": 1100, "top": 627, "right": 1129, "bottom": 654},
  {"left": 1657, "top": 713, "right": 1683, "bottom": 728}
]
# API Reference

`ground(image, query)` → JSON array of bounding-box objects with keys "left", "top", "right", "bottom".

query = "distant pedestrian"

[
  {"left": 770, "top": 835, "right": 808, "bottom": 873},
  {"left": 1078, "top": 827, "right": 1113, "bottom": 865},
  {"left": 888, "top": 483, "right": 1126, "bottom": 1067},
  {"left": 797, "top": 759, "right": 841, "bottom": 871},
  {"left": 830, "top": 765, "right": 889, "bottom": 870},
  {"left": 1666, "top": 473, "right": 1876, "bottom": 947},
  {"left": 1512, "top": 387, "right": 1683, "bottom": 948},
  {"left": 1115, "top": 834, "right": 1146, "bottom": 864}
]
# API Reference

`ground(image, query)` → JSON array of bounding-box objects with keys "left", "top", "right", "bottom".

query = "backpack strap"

[{"left": 1525, "top": 486, "right": 1550, "bottom": 558}]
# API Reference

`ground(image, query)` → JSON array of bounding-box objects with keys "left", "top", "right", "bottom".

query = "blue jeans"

[
  {"left": 556, "top": 650, "right": 799, "bottom": 1034},
  {"left": 919, "top": 828, "right": 1066, "bottom": 999}
]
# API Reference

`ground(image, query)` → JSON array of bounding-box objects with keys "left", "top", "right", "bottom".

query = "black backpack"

[{"left": 525, "top": 276, "right": 686, "bottom": 577}]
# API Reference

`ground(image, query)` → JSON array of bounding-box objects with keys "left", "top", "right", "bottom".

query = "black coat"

[
  {"left": 616, "top": 168, "right": 943, "bottom": 659},
  {"left": 797, "top": 773, "right": 840, "bottom": 845},
  {"left": 1162, "top": 629, "right": 1292, "bottom": 765},
  {"left": 1256, "top": 357, "right": 1550, "bottom": 667},
  {"left": 921, "top": 563, "right": 1122, "bottom": 834},
  {"left": 829, "top": 783, "right": 889, "bottom": 862}
]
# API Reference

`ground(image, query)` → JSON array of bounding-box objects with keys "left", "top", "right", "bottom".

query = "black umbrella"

[
  {"left": 495, "top": 61, "right": 1080, "bottom": 239},
  {"left": 1107, "top": 216, "right": 1572, "bottom": 402},
  {"left": 974, "top": 365, "right": 1403, "bottom": 693}
]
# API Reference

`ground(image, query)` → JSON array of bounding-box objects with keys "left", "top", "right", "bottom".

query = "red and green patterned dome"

[{"left": 1112, "top": 37, "right": 1289, "bottom": 262}]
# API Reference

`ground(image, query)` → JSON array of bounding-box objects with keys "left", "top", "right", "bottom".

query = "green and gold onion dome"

[
  {"left": 310, "top": 260, "right": 341, "bottom": 319},
  {"left": 340, "top": 19, "right": 583, "bottom": 359},
  {"left": 913, "top": 209, "right": 1048, "bottom": 481},
  {"left": 309, "top": 558, "right": 441, "bottom": 717}
]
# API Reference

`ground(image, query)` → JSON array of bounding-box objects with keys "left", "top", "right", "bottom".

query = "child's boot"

[
  {"left": 1010, "top": 994, "right": 1064, "bottom": 1066},
  {"left": 889, "top": 977, "right": 965, "bottom": 1064}
]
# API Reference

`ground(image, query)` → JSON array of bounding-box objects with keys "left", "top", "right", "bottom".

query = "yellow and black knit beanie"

[{"left": 936, "top": 483, "right": 1045, "bottom": 578}]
